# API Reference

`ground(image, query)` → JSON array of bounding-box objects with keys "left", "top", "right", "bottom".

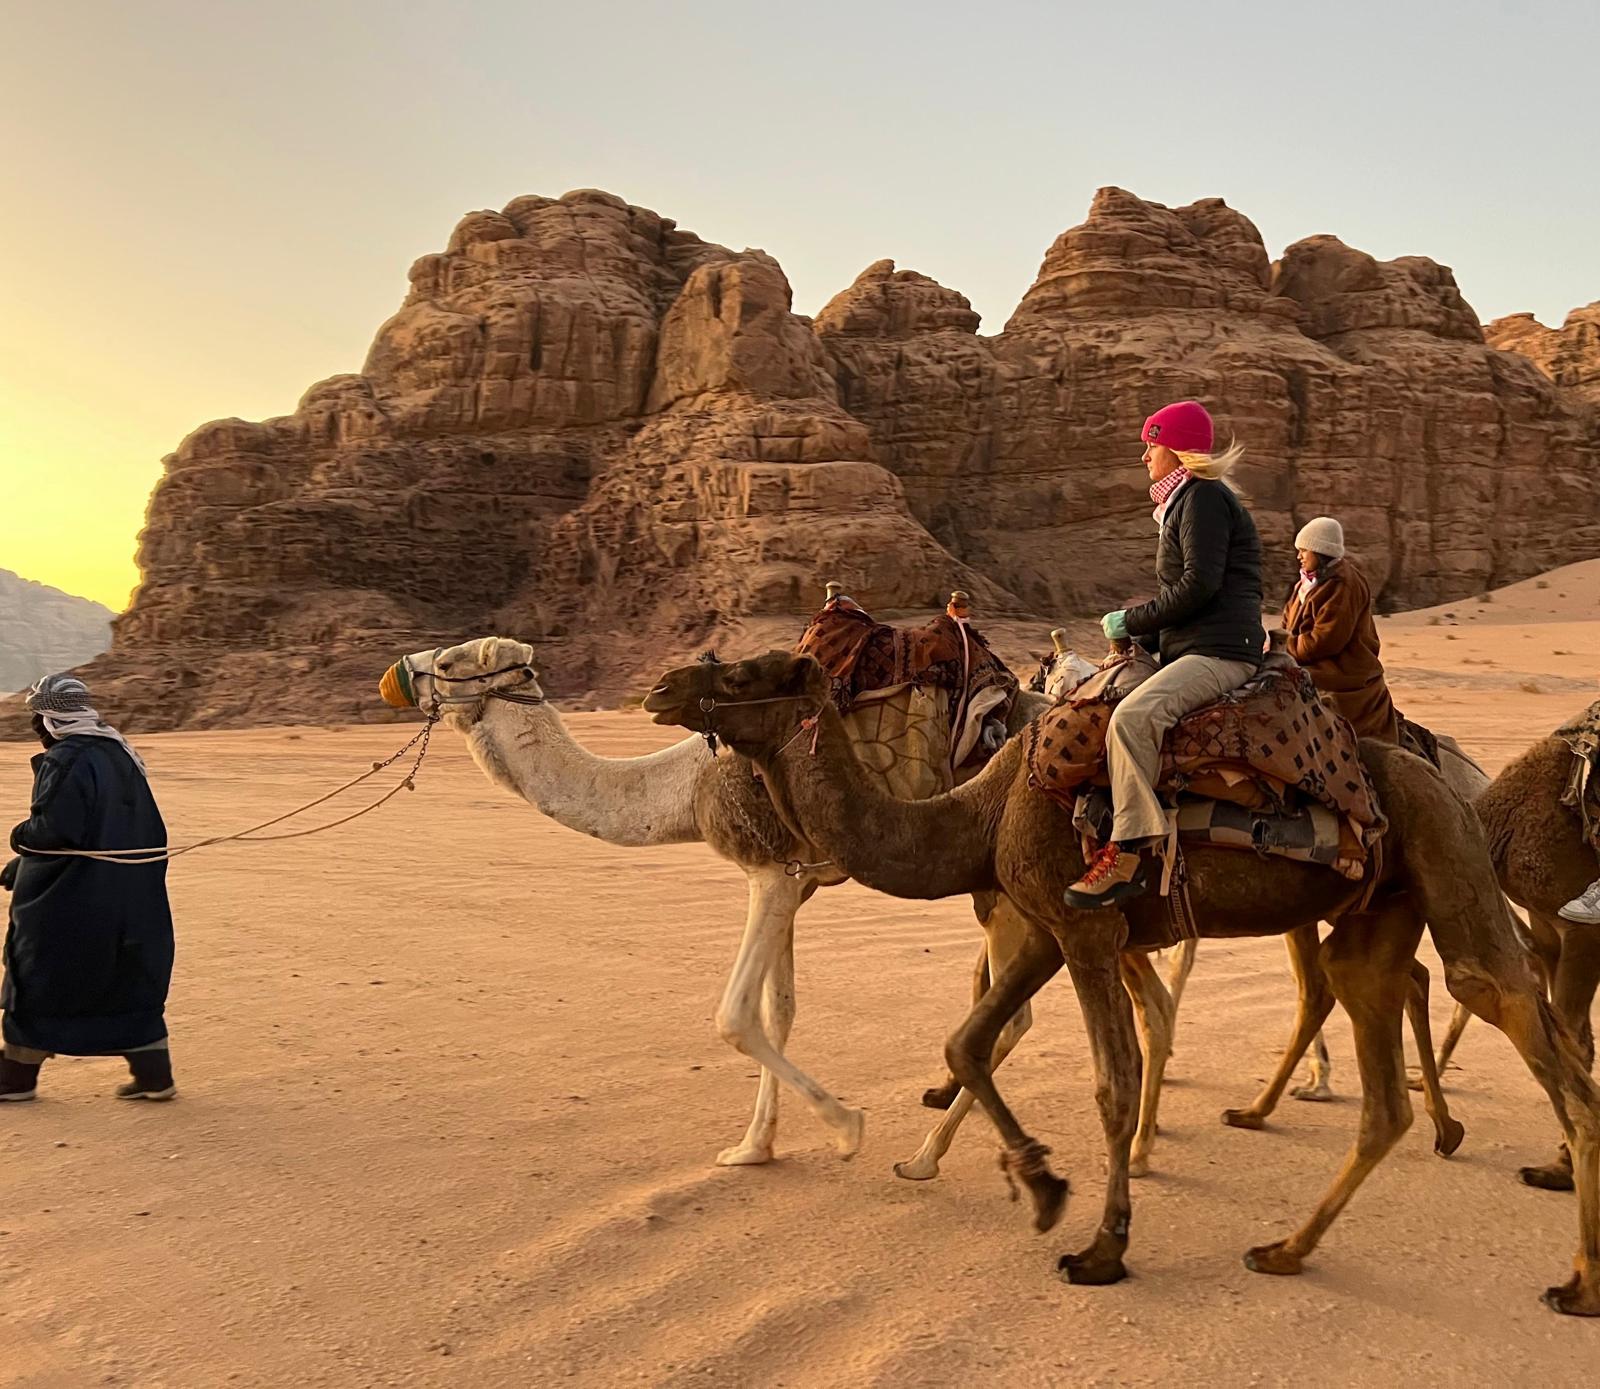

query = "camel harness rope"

[{"left": 12, "top": 672, "right": 546, "bottom": 866}]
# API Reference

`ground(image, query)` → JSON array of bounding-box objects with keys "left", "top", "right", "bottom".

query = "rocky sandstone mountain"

[
  {"left": 29, "top": 187, "right": 1600, "bottom": 732},
  {"left": 0, "top": 569, "right": 114, "bottom": 695},
  {"left": 1484, "top": 303, "right": 1600, "bottom": 422}
]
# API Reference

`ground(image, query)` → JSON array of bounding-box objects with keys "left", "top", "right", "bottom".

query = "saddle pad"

[
  {"left": 1072, "top": 788, "right": 1343, "bottom": 871},
  {"left": 1024, "top": 650, "right": 1384, "bottom": 878}
]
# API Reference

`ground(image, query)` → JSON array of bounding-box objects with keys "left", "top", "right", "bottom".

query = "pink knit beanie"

[{"left": 1141, "top": 401, "right": 1214, "bottom": 454}]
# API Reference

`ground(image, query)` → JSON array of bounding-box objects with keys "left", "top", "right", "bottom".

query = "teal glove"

[{"left": 1101, "top": 610, "right": 1129, "bottom": 641}]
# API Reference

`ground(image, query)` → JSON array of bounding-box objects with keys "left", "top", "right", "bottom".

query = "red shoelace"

[{"left": 1079, "top": 843, "right": 1124, "bottom": 888}]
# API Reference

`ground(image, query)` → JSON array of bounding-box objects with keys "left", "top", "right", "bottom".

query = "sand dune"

[{"left": 1, "top": 584, "right": 1597, "bottom": 1386}]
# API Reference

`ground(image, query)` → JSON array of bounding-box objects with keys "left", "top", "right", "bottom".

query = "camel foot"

[
  {"left": 1541, "top": 1272, "right": 1600, "bottom": 1317},
  {"left": 832, "top": 1107, "right": 866, "bottom": 1160},
  {"left": 1518, "top": 1159, "right": 1575, "bottom": 1192},
  {"left": 1057, "top": 1247, "right": 1128, "bottom": 1286},
  {"left": 1244, "top": 1240, "right": 1305, "bottom": 1277},
  {"left": 1290, "top": 1082, "right": 1333, "bottom": 1103},
  {"left": 715, "top": 1142, "right": 774, "bottom": 1167},
  {"left": 1221, "top": 1107, "right": 1266, "bottom": 1131},
  {"left": 920, "top": 1080, "right": 960, "bottom": 1111},
  {"left": 1405, "top": 1069, "right": 1425, "bottom": 1094},
  {"left": 1028, "top": 1174, "right": 1071, "bottom": 1233},
  {"left": 1128, "top": 1150, "right": 1151, "bottom": 1179},
  {"left": 1432, "top": 1117, "right": 1466, "bottom": 1158},
  {"left": 892, "top": 1152, "right": 940, "bottom": 1182}
]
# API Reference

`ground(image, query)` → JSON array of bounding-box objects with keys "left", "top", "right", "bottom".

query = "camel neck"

[
  {"left": 465, "top": 701, "right": 706, "bottom": 847},
  {"left": 754, "top": 701, "right": 1001, "bottom": 900}
]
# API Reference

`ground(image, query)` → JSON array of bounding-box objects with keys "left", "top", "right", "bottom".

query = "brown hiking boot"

[{"left": 1063, "top": 843, "right": 1149, "bottom": 909}]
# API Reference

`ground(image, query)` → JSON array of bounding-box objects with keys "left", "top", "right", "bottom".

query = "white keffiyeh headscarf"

[{"left": 25, "top": 674, "right": 149, "bottom": 777}]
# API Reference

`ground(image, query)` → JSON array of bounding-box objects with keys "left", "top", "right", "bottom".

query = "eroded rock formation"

[
  {"left": 1485, "top": 303, "right": 1600, "bottom": 422},
  {"left": 31, "top": 187, "right": 1600, "bottom": 731}
]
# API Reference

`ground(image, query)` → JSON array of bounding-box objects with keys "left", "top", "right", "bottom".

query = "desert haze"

[{"left": 1, "top": 564, "right": 1596, "bottom": 1387}]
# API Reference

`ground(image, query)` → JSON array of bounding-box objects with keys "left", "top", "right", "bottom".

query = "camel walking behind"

[{"left": 645, "top": 651, "right": 1600, "bottom": 1317}]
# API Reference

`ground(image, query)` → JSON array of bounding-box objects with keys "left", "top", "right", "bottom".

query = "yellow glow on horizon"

[{"left": 0, "top": 380, "right": 157, "bottom": 613}]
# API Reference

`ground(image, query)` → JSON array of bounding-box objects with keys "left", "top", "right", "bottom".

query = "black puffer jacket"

[{"left": 1123, "top": 477, "right": 1265, "bottom": 667}]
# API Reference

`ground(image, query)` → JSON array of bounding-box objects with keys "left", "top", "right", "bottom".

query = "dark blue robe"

[{"left": 2, "top": 737, "right": 174, "bottom": 1054}]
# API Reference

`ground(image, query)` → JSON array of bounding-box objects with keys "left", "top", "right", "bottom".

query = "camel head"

[
  {"left": 378, "top": 637, "right": 542, "bottom": 725},
  {"left": 644, "top": 651, "right": 830, "bottom": 757}
]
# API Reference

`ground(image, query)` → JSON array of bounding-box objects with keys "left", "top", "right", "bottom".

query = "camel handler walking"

[
  {"left": 1064, "top": 400, "right": 1265, "bottom": 908},
  {"left": 0, "top": 675, "right": 177, "bottom": 1103},
  {"left": 1281, "top": 516, "right": 1401, "bottom": 743}
]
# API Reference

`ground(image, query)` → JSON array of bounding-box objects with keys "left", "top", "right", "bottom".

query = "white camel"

[{"left": 380, "top": 636, "right": 1174, "bottom": 1174}]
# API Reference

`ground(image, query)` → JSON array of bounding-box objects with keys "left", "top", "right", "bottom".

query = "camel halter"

[
  {"left": 389, "top": 650, "right": 547, "bottom": 718},
  {"left": 689, "top": 691, "right": 826, "bottom": 759},
  {"left": 682, "top": 681, "right": 834, "bottom": 876}
]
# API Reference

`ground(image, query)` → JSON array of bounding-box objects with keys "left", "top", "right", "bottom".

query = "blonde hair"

[{"left": 1175, "top": 439, "right": 1245, "bottom": 481}]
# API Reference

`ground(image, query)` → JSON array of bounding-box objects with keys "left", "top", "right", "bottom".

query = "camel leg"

[
  {"left": 713, "top": 867, "right": 864, "bottom": 1163},
  {"left": 1374, "top": 752, "right": 1600, "bottom": 1312},
  {"left": 1520, "top": 919, "right": 1600, "bottom": 1192},
  {"left": 1224, "top": 923, "right": 1335, "bottom": 1129},
  {"left": 1438, "top": 938, "right": 1600, "bottom": 1312},
  {"left": 1165, "top": 936, "right": 1198, "bottom": 1022},
  {"left": 1245, "top": 902, "right": 1419, "bottom": 1276},
  {"left": 1403, "top": 960, "right": 1466, "bottom": 1156},
  {"left": 922, "top": 935, "right": 992, "bottom": 1111},
  {"left": 1294, "top": 1032, "right": 1335, "bottom": 1102},
  {"left": 718, "top": 907, "right": 797, "bottom": 1166},
  {"left": 943, "top": 924, "right": 1068, "bottom": 1232},
  {"left": 897, "top": 898, "right": 1036, "bottom": 1180},
  {"left": 1057, "top": 940, "right": 1144, "bottom": 1286},
  {"left": 1435, "top": 1002, "right": 1473, "bottom": 1071},
  {"left": 1413, "top": 1002, "right": 1472, "bottom": 1090},
  {"left": 1120, "top": 951, "right": 1174, "bottom": 1178}
]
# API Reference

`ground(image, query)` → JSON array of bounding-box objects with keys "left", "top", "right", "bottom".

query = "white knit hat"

[{"left": 1294, "top": 516, "right": 1345, "bottom": 560}]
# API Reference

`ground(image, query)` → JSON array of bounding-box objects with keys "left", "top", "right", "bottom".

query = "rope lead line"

[{"left": 13, "top": 719, "right": 438, "bottom": 865}]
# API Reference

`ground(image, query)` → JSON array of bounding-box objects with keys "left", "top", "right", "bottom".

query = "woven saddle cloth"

[{"left": 1023, "top": 647, "right": 1386, "bottom": 880}]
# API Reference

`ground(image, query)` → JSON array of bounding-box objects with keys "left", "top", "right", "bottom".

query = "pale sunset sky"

[{"left": 2, "top": 1, "right": 1595, "bottom": 611}]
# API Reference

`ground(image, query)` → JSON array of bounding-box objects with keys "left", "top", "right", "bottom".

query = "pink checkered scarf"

[{"left": 1149, "top": 466, "right": 1192, "bottom": 525}]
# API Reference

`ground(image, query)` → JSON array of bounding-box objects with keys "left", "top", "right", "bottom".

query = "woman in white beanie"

[{"left": 1280, "top": 516, "right": 1401, "bottom": 742}]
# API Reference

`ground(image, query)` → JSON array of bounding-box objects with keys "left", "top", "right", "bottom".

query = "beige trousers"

[{"left": 1107, "top": 654, "right": 1258, "bottom": 845}]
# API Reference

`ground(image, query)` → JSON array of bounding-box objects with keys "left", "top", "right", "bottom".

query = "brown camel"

[
  {"left": 1476, "top": 731, "right": 1600, "bottom": 1191},
  {"left": 644, "top": 651, "right": 1600, "bottom": 1316}
]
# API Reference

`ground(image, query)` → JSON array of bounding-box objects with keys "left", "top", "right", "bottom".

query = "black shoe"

[
  {"left": 117, "top": 1050, "right": 176, "bottom": 1102},
  {"left": 0, "top": 1056, "right": 41, "bottom": 1102}
]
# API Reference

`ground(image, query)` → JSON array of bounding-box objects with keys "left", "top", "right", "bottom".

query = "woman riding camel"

[
  {"left": 1281, "top": 516, "right": 1401, "bottom": 744},
  {"left": 1065, "top": 400, "right": 1265, "bottom": 908}
]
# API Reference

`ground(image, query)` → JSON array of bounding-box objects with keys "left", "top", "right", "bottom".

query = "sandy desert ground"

[{"left": 2, "top": 563, "right": 1598, "bottom": 1387}]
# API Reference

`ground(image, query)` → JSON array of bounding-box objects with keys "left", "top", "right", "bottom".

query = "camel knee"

[
  {"left": 999, "top": 1004, "right": 1033, "bottom": 1049},
  {"left": 946, "top": 1032, "right": 990, "bottom": 1091},
  {"left": 1442, "top": 963, "right": 1508, "bottom": 1027},
  {"left": 715, "top": 1002, "right": 761, "bottom": 1054}
]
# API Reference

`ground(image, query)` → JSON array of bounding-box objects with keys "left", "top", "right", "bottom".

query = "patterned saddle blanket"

[
  {"left": 1022, "top": 646, "right": 1385, "bottom": 879},
  {"left": 1556, "top": 698, "right": 1600, "bottom": 848},
  {"left": 795, "top": 598, "right": 1019, "bottom": 768}
]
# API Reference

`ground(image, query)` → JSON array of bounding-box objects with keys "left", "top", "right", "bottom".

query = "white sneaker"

[{"left": 1559, "top": 878, "right": 1600, "bottom": 925}]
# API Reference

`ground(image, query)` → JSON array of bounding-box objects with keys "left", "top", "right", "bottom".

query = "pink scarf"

[{"left": 1149, "top": 466, "right": 1192, "bottom": 526}]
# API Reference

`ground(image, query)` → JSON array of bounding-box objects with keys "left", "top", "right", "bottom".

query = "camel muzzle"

[{"left": 379, "top": 660, "right": 417, "bottom": 709}]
